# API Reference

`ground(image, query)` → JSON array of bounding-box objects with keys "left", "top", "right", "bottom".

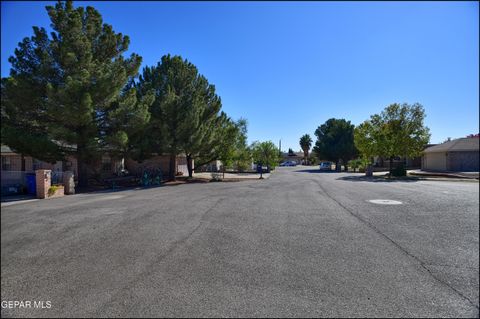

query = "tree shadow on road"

[
  {"left": 336, "top": 175, "right": 420, "bottom": 183},
  {"left": 294, "top": 169, "right": 339, "bottom": 174}
]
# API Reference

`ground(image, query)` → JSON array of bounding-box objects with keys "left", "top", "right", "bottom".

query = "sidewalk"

[
  {"left": 1, "top": 194, "right": 38, "bottom": 207},
  {"left": 193, "top": 172, "right": 270, "bottom": 180},
  {"left": 408, "top": 169, "right": 479, "bottom": 180}
]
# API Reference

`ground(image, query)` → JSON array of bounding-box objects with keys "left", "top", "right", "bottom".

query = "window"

[{"left": 1, "top": 156, "right": 11, "bottom": 170}]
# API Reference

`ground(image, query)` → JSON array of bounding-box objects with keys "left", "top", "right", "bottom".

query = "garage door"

[{"left": 424, "top": 153, "right": 446, "bottom": 171}]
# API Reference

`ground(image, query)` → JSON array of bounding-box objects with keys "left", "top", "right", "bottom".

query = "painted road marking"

[{"left": 368, "top": 199, "right": 403, "bottom": 205}]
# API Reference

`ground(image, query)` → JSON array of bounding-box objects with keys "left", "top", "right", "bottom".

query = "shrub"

[
  {"left": 391, "top": 165, "right": 407, "bottom": 177},
  {"left": 210, "top": 172, "right": 222, "bottom": 181},
  {"left": 348, "top": 158, "right": 363, "bottom": 172},
  {"left": 48, "top": 185, "right": 60, "bottom": 197}
]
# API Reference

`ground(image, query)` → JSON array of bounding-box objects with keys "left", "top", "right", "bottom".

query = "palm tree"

[
  {"left": 299, "top": 134, "right": 313, "bottom": 165},
  {"left": 251, "top": 141, "right": 280, "bottom": 179}
]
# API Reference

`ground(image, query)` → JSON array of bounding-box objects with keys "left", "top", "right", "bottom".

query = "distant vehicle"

[
  {"left": 280, "top": 161, "right": 297, "bottom": 167},
  {"left": 319, "top": 162, "right": 332, "bottom": 171}
]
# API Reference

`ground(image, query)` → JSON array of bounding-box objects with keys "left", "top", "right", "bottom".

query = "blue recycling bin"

[{"left": 26, "top": 173, "right": 36, "bottom": 195}]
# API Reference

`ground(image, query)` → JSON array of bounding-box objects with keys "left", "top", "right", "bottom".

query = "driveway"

[{"left": 1, "top": 166, "right": 478, "bottom": 317}]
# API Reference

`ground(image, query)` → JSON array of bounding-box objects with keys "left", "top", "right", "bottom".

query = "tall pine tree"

[
  {"left": 1, "top": 1, "right": 151, "bottom": 187},
  {"left": 135, "top": 55, "right": 222, "bottom": 180}
]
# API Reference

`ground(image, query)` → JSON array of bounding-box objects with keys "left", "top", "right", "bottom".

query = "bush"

[
  {"left": 348, "top": 159, "right": 363, "bottom": 172},
  {"left": 391, "top": 165, "right": 406, "bottom": 177},
  {"left": 210, "top": 172, "right": 222, "bottom": 181},
  {"left": 48, "top": 185, "right": 60, "bottom": 197}
]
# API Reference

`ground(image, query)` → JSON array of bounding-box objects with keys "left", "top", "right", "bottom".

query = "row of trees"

[
  {"left": 298, "top": 103, "right": 430, "bottom": 175},
  {"left": 0, "top": 1, "right": 258, "bottom": 186}
]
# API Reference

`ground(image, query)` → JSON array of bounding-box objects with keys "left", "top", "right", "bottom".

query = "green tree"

[
  {"left": 347, "top": 158, "right": 363, "bottom": 173},
  {"left": 232, "top": 118, "right": 251, "bottom": 172},
  {"left": 313, "top": 118, "right": 357, "bottom": 171},
  {"left": 135, "top": 55, "right": 222, "bottom": 180},
  {"left": 196, "top": 116, "right": 251, "bottom": 178},
  {"left": 299, "top": 134, "right": 313, "bottom": 165},
  {"left": 354, "top": 103, "right": 430, "bottom": 176},
  {"left": 251, "top": 141, "right": 280, "bottom": 179},
  {"left": 214, "top": 114, "right": 240, "bottom": 179},
  {"left": 1, "top": 1, "right": 151, "bottom": 187},
  {"left": 353, "top": 120, "right": 378, "bottom": 165}
]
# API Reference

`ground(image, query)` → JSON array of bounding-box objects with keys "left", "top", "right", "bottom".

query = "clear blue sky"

[{"left": 2, "top": 1, "right": 479, "bottom": 151}]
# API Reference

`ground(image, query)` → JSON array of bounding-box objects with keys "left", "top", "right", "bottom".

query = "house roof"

[
  {"left": 282, "top": 151, "right": 303, "bottom": 157},
  {"left": 1, "top": 145, "right": 15, "bottom": 153},
  {"left": 423, "top": 137, "right": 479, "bottom": 153}
]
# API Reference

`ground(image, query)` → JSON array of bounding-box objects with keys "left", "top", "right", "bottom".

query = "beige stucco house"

[{"left": 422, "top": 137, "right": 479, "bottom": 172}]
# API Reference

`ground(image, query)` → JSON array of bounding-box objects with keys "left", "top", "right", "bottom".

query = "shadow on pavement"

[
  {"left": 294, "top": 169, "right": 339, "bottom": 174},
  {"left": 1, "top": 194, "right": 36, "bottom": 203},
  {"left": 336, "top": 175, "right": 420, "bottom": 183}
]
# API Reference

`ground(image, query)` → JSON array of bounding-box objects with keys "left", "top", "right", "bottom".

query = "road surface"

[{"left": 1, "top": 167, "right": 478, "bottom": 317}]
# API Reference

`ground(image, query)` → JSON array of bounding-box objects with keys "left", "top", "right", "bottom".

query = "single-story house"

[
  {"left": 281, "top": 151, "right": 304, "bottom": 164},
  {"left": 0, "top": 145, "right": 128, "bottom": 180},
  {"left": 1, "top": 144, "right": 125, "bottom": 194},
  {"left": 422, "top": 137, "right": 479, "bottom": 172},
  {"left": 194, "top": 160, "right": 222, "bottom": 172},
  {"left": 125, "top": 154, "right": 190, "bottom": 177}
]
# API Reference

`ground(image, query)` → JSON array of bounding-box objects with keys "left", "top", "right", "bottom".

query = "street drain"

[{"left": 368, "top": 199, "right": 403, "bottom": 205}]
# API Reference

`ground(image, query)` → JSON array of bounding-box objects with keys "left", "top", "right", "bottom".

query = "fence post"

[
  {"left": 35, "top": 169, "right": 51, "bottom": 199},
  {"left": 63, "top": 171, "right": 75, "bottom": 195}
]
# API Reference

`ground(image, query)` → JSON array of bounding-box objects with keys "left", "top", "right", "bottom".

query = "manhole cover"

[{"left": 368, "top": 199, "right": 403, "bottom": 205}]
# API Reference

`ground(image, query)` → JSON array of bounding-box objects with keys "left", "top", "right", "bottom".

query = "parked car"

[
  {"left": 280, "top": 161, "right": 297, "bottom": 167},
  {"left": 319, "top": 161, "right": 332, "bottom": 171}
]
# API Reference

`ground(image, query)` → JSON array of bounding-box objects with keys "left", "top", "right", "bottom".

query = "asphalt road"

[{"left": 1, "top": 167, "right": 479, "bottom": 317}]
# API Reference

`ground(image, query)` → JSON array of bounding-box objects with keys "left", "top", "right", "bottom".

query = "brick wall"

[
  {"left": 447, "top": 151, "right": 479, "bottom": 172},
  {"left": 35, "top": 169, "right": 51, "bottom": 199},
  {"left": 1, "top": 154, "right": 57, "bottom": 172}
]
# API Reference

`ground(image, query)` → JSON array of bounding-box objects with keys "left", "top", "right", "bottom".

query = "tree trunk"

[
  {"left": 21, "top": 154, "right": 25, "bottom": 171},
  {"left": 77, "top": 158, "right": 89, "bottom": 188},
  {"left": 389, "top": 156, "right": 393, "bottom": 176},
  {"left": 169, "top": 153, "right": 176, "bottom": 181},
  {"left": 336, "top": 160, "right": 340, "bottom": 171},
  {"left": 223, "top": 165, "right": 225, "bottom": 179},
  {"left": 186, "top": 154, "right": 193, "bottom": 178},
  {"left": 76, "top": 144, "right": 88, "bottom": 188}
]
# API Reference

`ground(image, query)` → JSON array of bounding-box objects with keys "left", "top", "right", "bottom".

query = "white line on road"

[{"left": 367, "top": 199, "right": 403, "bottom": 205}]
